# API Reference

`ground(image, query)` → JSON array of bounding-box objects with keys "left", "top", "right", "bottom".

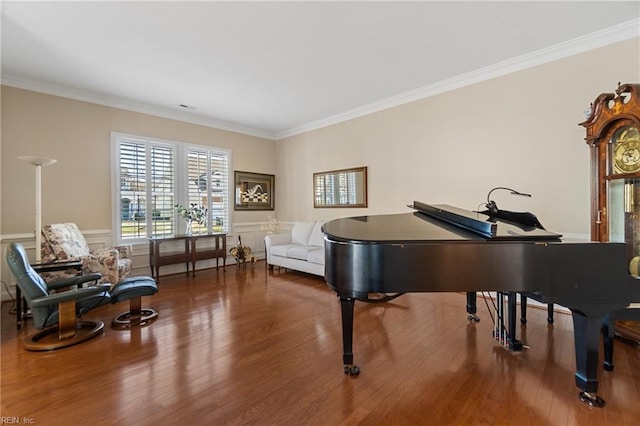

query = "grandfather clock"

[{"left": 580, "top": 82, "right": 640, "bottom": 341}]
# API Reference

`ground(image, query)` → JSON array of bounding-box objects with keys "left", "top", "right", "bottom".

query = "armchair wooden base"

[
  {"left": 24, "top": 320, "right": 105, "bottom": 351},
  {"left": 111, "top": 297, "right": 158, "bottom": 329},
  {"left": 109, "top": 276, "right": 159, "bottom": 329}
]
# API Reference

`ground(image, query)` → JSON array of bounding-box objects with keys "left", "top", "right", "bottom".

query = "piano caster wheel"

[
  {"left": 578, "top": 391, "right": 605, "bottom": 407},
  {"left": 520, "top": 318, "right": 527, "bottom": 325},
  {"left": 603, "top": 362, "right": 614, "bottom": 372},
  {"left": 467, "top": 314, "right": 480, "bottom": 322},
  {"left": 343, "top": 364, "right": 360, "bottom": 376}
]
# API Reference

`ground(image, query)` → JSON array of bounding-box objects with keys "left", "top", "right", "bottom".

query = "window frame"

[{"left": 111, "top": 132, "right": 232, "bottom": 245}]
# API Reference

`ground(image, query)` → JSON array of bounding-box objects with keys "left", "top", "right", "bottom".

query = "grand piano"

[{"left": 322, "top": 202, "right": 639, "bottom": 406}]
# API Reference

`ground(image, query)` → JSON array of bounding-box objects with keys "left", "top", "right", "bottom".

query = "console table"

[{"left": 148, "top": 234, "right": 226, "bottom": 281}]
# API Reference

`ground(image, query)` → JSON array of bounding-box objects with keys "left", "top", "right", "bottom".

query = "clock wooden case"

[{"left": 580, "top": 82, "right": 640, "bottom": 341}]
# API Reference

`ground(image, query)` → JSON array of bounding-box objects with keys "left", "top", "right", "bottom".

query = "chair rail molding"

[{"left": 1, "top": 222, "right": 277, "bottom": 301}]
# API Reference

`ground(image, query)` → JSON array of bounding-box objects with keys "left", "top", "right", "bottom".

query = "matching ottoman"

[{"left": 110, "top": 276, "right": 159, "bottom": 329}]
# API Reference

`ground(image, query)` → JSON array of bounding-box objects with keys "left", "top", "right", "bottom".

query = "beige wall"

[
  {"left": 276, "top": 37, "right": 640, "bottom": 235},
  {"left": 1, "top": 87, "right": 276, "bottom": 235},
  {"left": 2, "top": 37, "right": 639, "bottom": 241}
]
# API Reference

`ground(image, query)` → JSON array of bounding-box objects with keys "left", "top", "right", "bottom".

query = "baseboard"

[{"left": 0, "top": 222, "right": 271, "bottom": 301}]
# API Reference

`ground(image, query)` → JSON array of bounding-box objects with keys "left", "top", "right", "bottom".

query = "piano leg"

[
  {"left": 507, "top": 292, "right": 523, "bottom": 351},
  {"left": 520, "top": 294, "right": 528, "bottom": 324},
  {"left": 340, "top": 296, "right": 360, "bottom": 376},
  {"left": 547, "top": 303, "right": 555, "bottom": 324},
  {"left": 521, "top": 294, "right": 554, "bottom": 325},
  {"left": 602, "top": 315, "right": 615, "bottom": 371},
  {"left": 571, "top": 311, "right": 605, "bottom": 407},
  {"left": 466, "top": 292, "right": 480, "bottom": 322}
]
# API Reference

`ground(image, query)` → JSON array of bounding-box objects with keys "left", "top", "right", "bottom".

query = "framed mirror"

[{"left": 314, "top": 166, "right": 367, "bottom": 208}]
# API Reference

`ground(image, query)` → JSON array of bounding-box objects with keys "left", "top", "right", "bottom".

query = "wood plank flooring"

[{"left": 2, "top": 262, "right": 639, "bottom": 425}]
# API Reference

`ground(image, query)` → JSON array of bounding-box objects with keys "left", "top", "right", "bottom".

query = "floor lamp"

[{"left": 18, "top": 156, "right": 57, "bottom": 263}]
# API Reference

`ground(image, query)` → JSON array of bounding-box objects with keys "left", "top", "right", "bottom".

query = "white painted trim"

[
  {"left": 0, "top": 222, "right": 273, "bottom": 301},
  {"left": 2, "top": 20, "right": 637, "bottom": 141},
  {"left": 0, "top": 75, "right": 277, "bottom": 140},
  {"left": 276, "top": 19, "right": 640, "bottom": 139}
]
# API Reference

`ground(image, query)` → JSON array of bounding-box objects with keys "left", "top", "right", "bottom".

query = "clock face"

[{"left": 612, "top": 126, "right": 640, "bottom": 174}]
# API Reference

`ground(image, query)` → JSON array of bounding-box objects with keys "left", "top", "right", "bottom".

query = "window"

[
  {"left": 112, "top": 133, "right": 231, "bottom": 244},
  {"left": 185, "top": 148, "right": 230, "bottom": 234},
  {"left": 313, "top": 167, "right": 367, "bottom": 208}
]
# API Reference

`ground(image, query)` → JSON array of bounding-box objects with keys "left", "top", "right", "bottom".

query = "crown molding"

[
  {"left": 2, "top": 19, "right": 638, "bottom": 142},
  {"left": 276, "top": 18, "right": 640, "bottom": 140},
  {"left": 0, "top": 76, "right": 279, "bottom": 140}
]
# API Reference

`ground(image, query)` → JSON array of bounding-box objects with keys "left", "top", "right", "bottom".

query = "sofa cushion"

[
  {"left": 286, "top": 245, "right": 319, "bottom": 261},
  {"left": 291, "top": 222, "right": 315, "bottom": 245},
  {"left": 270, "top": 244, "right": 295, "bottom": 257},
  {"left": 308, "top": 222, "right": 325, "bottom": 247},
  {"left": 42, "top": 223, "right": 91, "bottom": 260},
  {"left": 306, "top": 248, "right": 324, "bottom": 265}
]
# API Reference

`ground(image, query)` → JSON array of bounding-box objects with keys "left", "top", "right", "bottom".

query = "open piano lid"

[{"left": 410, "top": 201, "right": 562, "bottom": 241}]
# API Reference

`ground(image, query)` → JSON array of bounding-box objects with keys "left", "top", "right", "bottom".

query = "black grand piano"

[{"left": 322, "top": 202, "right": 639, "bottom": 406}]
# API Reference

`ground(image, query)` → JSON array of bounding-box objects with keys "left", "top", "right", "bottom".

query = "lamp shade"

[{"left": 18, "top": 156, "right": 57, "bottom": 167}]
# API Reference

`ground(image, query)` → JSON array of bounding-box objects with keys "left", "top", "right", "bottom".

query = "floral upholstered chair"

[{"left": 40, "top": 223, "right": 132, "bottom": 284}]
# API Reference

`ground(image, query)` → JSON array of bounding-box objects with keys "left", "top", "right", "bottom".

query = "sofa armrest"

[
  {"left": 265, "top": 233, "right": 291, "bottom": 249},
  {"left": 89, "top": 248, "right": 120, "bottom": 263},
  {"left": 82, "top": 248, "right": 120, "bottom": 284},
  {"left": 47, "top": 273, "right": 102, "bottom": 290},
  {"left": 31, "top": 284, "right": 111, "bottom": 307}
]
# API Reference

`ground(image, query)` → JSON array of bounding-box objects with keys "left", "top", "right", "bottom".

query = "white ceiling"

[{"left": 2, "top": 1, "right": 639, "bottom": 140}]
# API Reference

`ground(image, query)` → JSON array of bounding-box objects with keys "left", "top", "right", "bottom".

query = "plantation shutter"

[
  {"left": 114, "top": 133, "right": 229, "bottom": 243},
  {"left": 210, "top": 150, "right": 230, "bottom": 233},
  {"left": 119, "top": 141, "right": 148, "bottom": 240},
  {"left": 185, "top": 148, "right": 230, "bottom": 234},
  {"left": 117, "top": 137, "right": 176, "bottom": 241},
  {"left": 149, "top": 145, "right": 175, "bottom": 237}
]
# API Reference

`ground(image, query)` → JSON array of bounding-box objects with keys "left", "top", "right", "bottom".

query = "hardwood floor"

[{"left": 2, "top": 262, "right": 639, "bottom": 425}]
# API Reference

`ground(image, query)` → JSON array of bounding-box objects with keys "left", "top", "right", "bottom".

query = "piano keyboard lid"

[{"left": 410, "top": 201, "right": 563, "bottom": 241}]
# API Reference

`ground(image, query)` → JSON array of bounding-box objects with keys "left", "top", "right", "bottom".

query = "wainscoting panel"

[{"left": 0, "top": 222, "right": 283, "bottom": 302}]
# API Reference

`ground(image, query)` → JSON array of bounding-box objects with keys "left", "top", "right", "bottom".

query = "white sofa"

[{"left": 264, "top": 221, "right": 325, "bottom": 276}]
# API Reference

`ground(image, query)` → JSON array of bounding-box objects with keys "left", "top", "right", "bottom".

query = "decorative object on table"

[
  {"left": 175, "top": 203, "right": 207, "bottom": 234},
  {"left": 230, "top": 235, "right": 255, "bottom": 269},
  {"left": 18, "top": 156, "right": 57, "bottom": 262},
  {"left": 234, "top": 171, "right": 275, "bottom": 210},
  {"left": 260, "top": 214, "right": 281, "bottom": 235}
]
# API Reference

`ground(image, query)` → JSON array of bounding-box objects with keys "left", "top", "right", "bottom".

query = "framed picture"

[
  {"left": 313, "top": 166, "right": 367, "bottom": 208},
  {"left": 234, "top": 171, "right": 275, "bottom": 211}
]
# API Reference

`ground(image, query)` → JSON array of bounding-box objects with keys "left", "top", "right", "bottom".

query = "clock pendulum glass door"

[
  {"left": 608, "top": 178, "right": 640, "bottom": 260},
  {"left": 609, "top": 126, "right": 640, "bottom": 261}
]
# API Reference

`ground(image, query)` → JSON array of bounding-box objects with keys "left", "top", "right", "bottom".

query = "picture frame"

[
  {"left": 234, "top": 171, "right": 275, "bottom": 211},
  {"left": 313, "top": 166, "right": 367, "bottom": 208}
]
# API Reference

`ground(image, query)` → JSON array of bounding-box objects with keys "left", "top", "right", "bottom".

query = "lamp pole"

[{"left": 18, "top": 156, "right": 57, "bottom": 262}]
